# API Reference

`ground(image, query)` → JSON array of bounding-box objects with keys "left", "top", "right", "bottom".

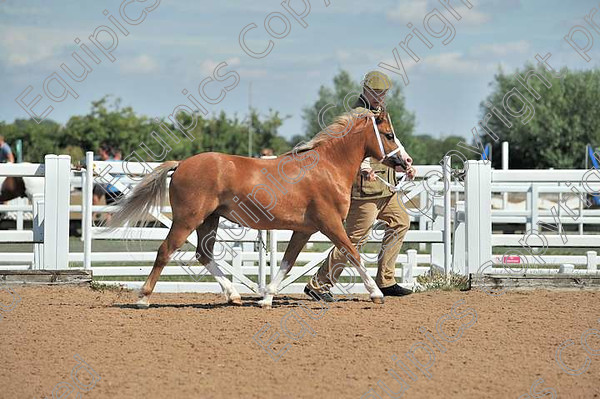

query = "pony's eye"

[{"left": 385, "top": 133, "right": 394, "bottom": 141}]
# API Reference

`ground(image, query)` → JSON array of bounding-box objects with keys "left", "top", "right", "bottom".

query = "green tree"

[
  {"left": 0, "top": 119, "right": 61, "bottom": 162},
  {"left": 169, "top": 109, "right": 290, "bottom": 157},
  {"left": 62, "top": 96, "right": 154, "bottom": 160},
  {"left": 0, "top": 96, "right": 295, "bottom": 163},
  {"left": 478, "top": 65, "right": 600, "bottom": 169},
  {"left": 408, "top": 134, "right": 464, "bottom": 165},
  {"left": 248, "top": 109, "right": 290, "bottom": 155}
]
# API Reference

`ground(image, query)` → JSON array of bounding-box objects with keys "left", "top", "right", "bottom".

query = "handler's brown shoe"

[
  {"left": 304, "top": 286, "right": 335, "bottom": 302},
  {"left": 380, "top": 284, "right": 412, "bottom": 297}
]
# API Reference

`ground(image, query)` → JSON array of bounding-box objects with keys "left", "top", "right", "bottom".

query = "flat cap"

[{"left": 363, "top": 71, "right": 392, "bottom": 91}]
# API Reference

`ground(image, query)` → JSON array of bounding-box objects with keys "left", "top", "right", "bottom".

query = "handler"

[{"left": 305, "top": 71, "right": 415, "bottom": 301}]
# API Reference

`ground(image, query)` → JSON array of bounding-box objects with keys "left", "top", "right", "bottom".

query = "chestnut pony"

[{"left": 109, "top": 109, "right": 411, "bottom": 308}]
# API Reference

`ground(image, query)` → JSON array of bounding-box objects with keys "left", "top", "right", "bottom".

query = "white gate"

[{"left": 0, "top": 155, "right": 71, "bottom": 270}]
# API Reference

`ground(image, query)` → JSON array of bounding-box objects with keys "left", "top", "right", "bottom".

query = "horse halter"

[{"left": 370, "top": 113, "right": 406, "bottom": 162}]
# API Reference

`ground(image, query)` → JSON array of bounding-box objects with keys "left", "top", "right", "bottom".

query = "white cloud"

[
  {"left": 1, "top": 4, "right": 51, "bottom": 16},
  {"left": 0, "top": 26, "right": 71, "bottom": 66},
  {"left": 386, "top": 0, "right": 490, "bottom": 26},
  {"left": 120, "top": 54, "right": 160, "bottom": 74},
  {"left": 238, "top": 67, "right": 267, "bottom": 79},
  {"left": 473, "top": 40, "right": 531, "bottom": 57},
  {"left": 422, "top": 52, "right": 489, "bottom": 74},
  {"left": 199, "top": 57, "right": 241, "bottom": 76},
  {"left": 335, "top": 49, "right": 352, "bottom": 62},
  {"left": 455, "top": 5, "right": 490, "bottom": 26},
  {"left": 387, "top": 0, "right": 429, "bottom": 24}
]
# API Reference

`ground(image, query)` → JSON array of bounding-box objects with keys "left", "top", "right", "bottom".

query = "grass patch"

[
  {"left": 415, "top": 269, "right": 469, "bottom": 292},
  {"left": 89, "top": 281, "right": 132, "bottom": 292}
]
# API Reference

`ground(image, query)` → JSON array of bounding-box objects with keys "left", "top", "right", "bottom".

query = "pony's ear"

[
  {"left": 374, "top": 109, "right": 387, "bottom": 123},
  {"left": 352, "top": 107, "right": 375, "bottom": 120}
]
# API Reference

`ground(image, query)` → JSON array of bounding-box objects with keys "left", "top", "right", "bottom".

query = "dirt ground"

[{"left": 1, "top": 286, "right": 599, "bottom": 399}]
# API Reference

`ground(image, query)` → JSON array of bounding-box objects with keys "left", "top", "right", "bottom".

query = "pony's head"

[
  {"left": 290, "top": 109, "right": 412, "bottom": 171},
  {"left": 363, "top": 109, "right": 412, "bottom": 170}
]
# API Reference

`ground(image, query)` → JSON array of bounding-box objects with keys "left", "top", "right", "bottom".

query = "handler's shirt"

[{"left": 351, "top": 157, "right": 397, "bottom": 200}]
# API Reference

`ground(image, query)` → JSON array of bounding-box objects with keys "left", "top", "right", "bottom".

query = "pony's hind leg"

[
  {"left": 258, "top": 231, "right": 312, "bottom": 309},
  {"left": 137, "top": 221, "right": 195, "bottom": 308},
  {"left": 196, "top": 214, "right": 242, "bottom": 305},
  {"left": 204, "top": 261, "right": 242, "bottom": 305}
]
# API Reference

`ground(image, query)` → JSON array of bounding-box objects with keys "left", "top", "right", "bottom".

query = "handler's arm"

[{"left": 360, "top": 157, "right": 376, "bottom": 181}]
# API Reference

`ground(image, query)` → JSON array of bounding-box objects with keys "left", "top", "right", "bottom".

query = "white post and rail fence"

[{"left": 1, "top": 153, "right": 599, "bottom": 291}]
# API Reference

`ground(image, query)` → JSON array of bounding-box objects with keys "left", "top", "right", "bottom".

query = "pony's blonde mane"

[{"left": 288, "top": 112, "right": 374, "bottom": 154}]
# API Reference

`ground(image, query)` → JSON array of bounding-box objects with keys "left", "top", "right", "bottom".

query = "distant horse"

[
  {"left": 108, "top": 109, "right": 412, "bottom": 308},
  {"left": 0, "top": 174, "right": 43, "bottom": 224},
  {"left": 0, "top": 176, "right": 44, "bottom": 202}
]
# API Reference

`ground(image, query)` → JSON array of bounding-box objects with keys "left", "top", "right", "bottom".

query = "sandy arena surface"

[{"left": 1, "top": 285, "right": 599, "bottom": 399}]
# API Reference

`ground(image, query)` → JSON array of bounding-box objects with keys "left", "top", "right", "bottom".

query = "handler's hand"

[
  {"left": 395, "top": 165, "right": 416, "bottom": 180},
  {"left": 405, "top": 165, "right": 416, "bottom": 180},
  {"left": 361, "top": 168, "right": 377, "bottom": 181}
]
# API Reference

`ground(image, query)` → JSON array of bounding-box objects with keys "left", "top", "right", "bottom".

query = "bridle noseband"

[{"left": 370, "top": 113, "right": 406, "bottom": 162}]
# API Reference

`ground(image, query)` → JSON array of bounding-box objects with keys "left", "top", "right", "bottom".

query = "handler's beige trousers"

[{"left": 307, "top": 193, "right": 410, "bottom": 292}]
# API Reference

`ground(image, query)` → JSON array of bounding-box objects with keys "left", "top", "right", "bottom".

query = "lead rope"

[
  {"left": 258, "top": 231, "right": 267, "bottom": 252},
  {"left": 375, "top": 173, "right": 407, "bottom": 192}
]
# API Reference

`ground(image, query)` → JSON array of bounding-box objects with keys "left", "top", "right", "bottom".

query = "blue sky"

[{"left": 1, "top": 0, "right": 598, "bottom": 141}]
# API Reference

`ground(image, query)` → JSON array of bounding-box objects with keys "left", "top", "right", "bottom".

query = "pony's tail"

[{"left": 105, "top": 161, "right": 179, "bottom": 230}]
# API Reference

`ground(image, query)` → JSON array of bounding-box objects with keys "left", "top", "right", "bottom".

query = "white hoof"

[
  {"left": 136, "top": 296, "right": 150, "bottom": 309},
  {"left": 225, "top": 289, "right": 243, "bottom": 305},
  {"left": 258, "top": 298, "right": 273, "bottom": 309},
  {"left": 371, "top": 296, "right": 385, "bottom": 304},
  {"left": 370, "top": 290, "right": 384, "bottom": 304},
  {"left": 228, "top": 295, "right": 242, "bottom": 306}
]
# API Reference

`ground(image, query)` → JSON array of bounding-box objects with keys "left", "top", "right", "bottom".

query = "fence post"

[
  {"left": 453, "top": 201, "right": 466, "bottom": 275},
  {"left": 405, "top": 249, "right": 416, "bottom": 285},
  {"left": 15, "top": 197, "right": 25, "bottom": 231},
  {"left": 258, "top": 230, "right": 267, "bottom": 290},
  {"left": 32, "top": 194, "right": 44, "bottom": 270},
  {"left": 43, "top": 155, "right": 71, "bottom": 270},
  {"left": 232, "top": 250, "right": 242, "bottom": 285},
  {"left": 83, "top": 152, "right": 94, "bottom": 270},
  {"left": 579, "top": 187, "right": 584, "bottom": 235},
  {"left": 269, "top": 230, "right": 277, "bottom": 281},
  {"left": 442, "top": 155, "right": 452, "bottom": 275},
  {"left": 430, "top": 196, "right": 444, "bottom": 269},
  {"left": 531, "top": 184, "right": 539, "bottom": 230},
  {"left": 526, "top": 185, "right": 533, "bottom": 232},
  {"left": 419, "top": 190, "right": 427, "bottom": 252},
  {"left": 464, "top": 161, "right": 492, "bottom": 276},
  {"left": 502, "top": 141, "right": 509, "bottom": 208},
  {"left": 587, "top": 251, "right": 597, "bottom": 272}
]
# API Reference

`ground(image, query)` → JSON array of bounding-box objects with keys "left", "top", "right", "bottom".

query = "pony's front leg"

[
  {"left": 350, "top": 253, "right": 384, "bottom": 304},
  {"left": 258, "top": 260, "right": 291, "bottom": 309},
  {"left": 322, "top": 224, "right": 384, "bottom": 304},
  {"left": 258, "top": 232, "right": 312, "bottom": 309}
]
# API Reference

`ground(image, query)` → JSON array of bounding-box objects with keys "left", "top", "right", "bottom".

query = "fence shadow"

[{"left": 111, "top": 294, "right": 360, "bottom": 310}]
